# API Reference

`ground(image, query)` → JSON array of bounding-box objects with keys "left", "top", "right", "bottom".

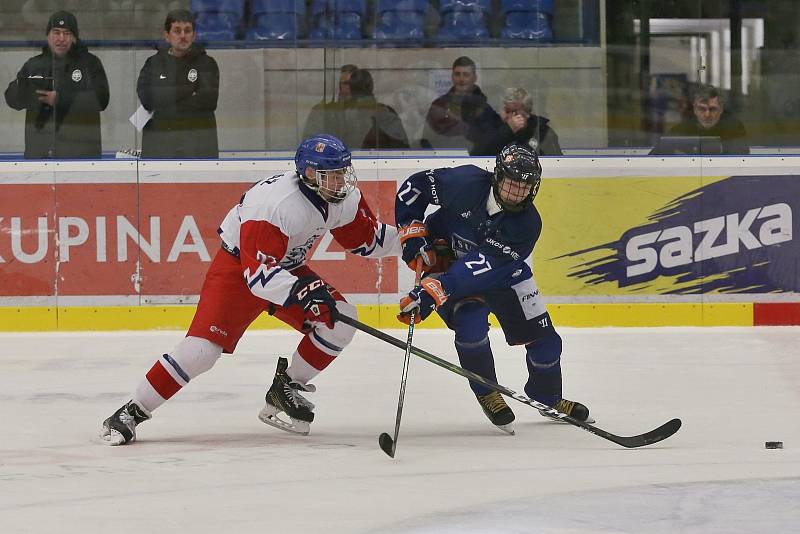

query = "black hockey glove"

[{"left": 287, "top": 276, "right": 337, "bottom": 329}]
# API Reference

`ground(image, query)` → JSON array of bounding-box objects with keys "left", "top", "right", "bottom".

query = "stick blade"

[
  {"left": 378, "top": 432, "right": 396, "bottom": 458},
  {"left": 610, "top": 418, "right": 682, "bottom": 448}
]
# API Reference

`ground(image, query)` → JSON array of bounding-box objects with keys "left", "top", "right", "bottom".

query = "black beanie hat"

[{"left": 46, "top": 11, "right": 79, "bottom": 38}]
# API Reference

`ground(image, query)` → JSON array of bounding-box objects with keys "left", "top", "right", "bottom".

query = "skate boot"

[
  {"left": 476, "top": 391, "right": 515, "bottom": 435},
  {"left": 259, "top": 357, "right": 315, "bottom": 435},
  {"left": 100, "top": 400, "right": 151, "bottom": 446},
  {"left": 539, "top": 398, "right": 594, "bottom": 424}
]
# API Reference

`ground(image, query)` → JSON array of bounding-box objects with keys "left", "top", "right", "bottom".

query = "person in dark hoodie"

[
  {"left": 138, "top": 9, "right": 219, "bottom": 159},
  {"left": 470, "top": 87, "right": 563, "bottom": 157},
  {"left": 420, "top": 56, "right": 499, "bottom": 152},
  {"left": 4, "top": 11, "right": 109, "bottom": 159},
  {"left": 337, "top": 68, "right": 409, "bottom": 150}
]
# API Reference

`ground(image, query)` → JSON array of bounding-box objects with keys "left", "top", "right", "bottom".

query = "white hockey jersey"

[{"left": 218, "top": 170, "right": 400, "bottom": 305}]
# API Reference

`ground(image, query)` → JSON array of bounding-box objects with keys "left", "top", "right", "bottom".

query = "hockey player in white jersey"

[{"left": 101, "top": 134, "right": 399, "bottom": 444}]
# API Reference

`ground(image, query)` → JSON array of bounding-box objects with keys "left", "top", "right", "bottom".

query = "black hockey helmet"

[{"left": 492, "top": 142, "right": 542, "bottom": 211}]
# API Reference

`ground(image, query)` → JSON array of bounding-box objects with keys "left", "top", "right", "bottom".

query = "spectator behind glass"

[
  {"left": 420, "top": 56, "right": 500, "bottom": 152},
  {"left": 302, "top": 64, "right": 358, "bottom": 140},
  {"left": 471, "top": 87, "right": 563, "bottom": 156},
  {"left": 4, "top": 11, "right": 109, "bottom": 159},
  {"left": 138, "top": 9, "right": 220, "bottom": 159},
  {"left": 336, "top": 68, "right": 410, "bottom": 150},
  {"left": 654, "top": 84, "right": 749, "bottom": 155}
]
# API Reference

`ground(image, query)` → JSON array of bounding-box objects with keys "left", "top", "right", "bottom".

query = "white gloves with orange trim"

[
  {"left": 397, "top": 278, "right": 448, "bottom": 325},
  {"left": 398, "top": 221, "right": 438, "bottom": 273}
]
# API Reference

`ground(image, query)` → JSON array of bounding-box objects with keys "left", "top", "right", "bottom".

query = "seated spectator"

[
  {"left": 336, "top": 68, "right": 409, "bottom": 150},
  {"left": 4, "top": 11, "right": 109, "bottom": 159},
  {"left": 302, "top": 64, "right": 357, "bottom": 140},
  {"left": 420, "top": 56, "right": 500, "bottom": 152},
  {"left": 137, "top": 9, "right": 220, "bottom": 159},
  {"left": 470, "top": 87, "right": 562, "bottom": 156},
  {"left": 652, "top": 84, "right": 749, "bottom": 155}
]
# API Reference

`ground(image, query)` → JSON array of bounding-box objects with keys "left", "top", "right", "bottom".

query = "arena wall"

[{"left": 1, "top": 155, "right": 798, "bottom": 330}]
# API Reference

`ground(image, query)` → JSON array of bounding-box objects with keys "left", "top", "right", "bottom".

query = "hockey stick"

[
  {"left": 335, "top": 312, "right": 681, "bottom": 449},
  {"left": 378, "top": 263, "right": 424, "bottom": 458}
]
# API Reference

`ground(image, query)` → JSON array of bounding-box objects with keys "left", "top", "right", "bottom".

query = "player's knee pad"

[
  {"left": 525, "top": 332, "right": 562, "bottom": 371},
  {"left": 169, "top": 336, "right": 224, "bottom": 379},
  {"left": 452, "top": 299, "right": 490, "bottom": 345},
  {"left": 314, "top": 301, "right": 357, "bottom": 351}
]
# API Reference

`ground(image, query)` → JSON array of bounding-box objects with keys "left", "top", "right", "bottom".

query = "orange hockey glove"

[
  {"left": 397, "top": 278, "right": 448, "bottom": 325},
  {"left": 399, "top": 221, "right": 437, "bottom": 273}
]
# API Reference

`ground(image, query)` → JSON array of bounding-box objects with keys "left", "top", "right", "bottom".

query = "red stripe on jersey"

[
  {"left": 239, "top": 219, "right": 290, "bottom": 275},
  {"left": 330, "top": 195, "right": 378, "bottom": 249},
  {"left": 297, "top": 335, "right": 336, "bottom": 371},
  {"left": 145, "top": 360, "right": 182, "bottom": 400}
]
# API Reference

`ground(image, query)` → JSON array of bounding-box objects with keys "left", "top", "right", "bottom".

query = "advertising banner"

[
  {"left": 1, "top": 158, "right": 798, "bottom": 317},
  {"left": 0, "top": 170, "right": 398, "bottom": 304},
  {"left": 535, "top": 174, "right": 797, "bottom": 297}
]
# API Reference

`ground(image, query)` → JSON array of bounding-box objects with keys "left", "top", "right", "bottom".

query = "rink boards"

[{"left": 1, "top": 156, "right": 799, "bottom": 330}]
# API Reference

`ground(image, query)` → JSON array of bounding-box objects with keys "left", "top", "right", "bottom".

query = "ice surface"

[{"left": 1, "top": 327, "right": 798, "bottom": 533}]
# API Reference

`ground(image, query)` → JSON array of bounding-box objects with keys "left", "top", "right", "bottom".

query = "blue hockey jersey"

[{"left": 395, "top": 164, "right": 542, "bottom": 300}]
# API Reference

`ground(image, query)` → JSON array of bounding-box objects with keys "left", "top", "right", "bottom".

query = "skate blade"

[
  {"left": 495, "top": 423, "right": 515, "bottom": 436},
  {"left": 258, "top": 406, "right": 310, "bottom": 436}
]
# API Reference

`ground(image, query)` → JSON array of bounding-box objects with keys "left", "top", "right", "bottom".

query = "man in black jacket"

[
  {"left": 336, "top": 68, "right": 409, "bottom": 150},
  {"left": 138, "top": 9, "right": 220, "bottom": 159},
  {"left": 470, "top": 87, "right": 562, "bottom": 157},
  {"left": 4, "top": 11, "right": 109, "bottom": 159},
  {"left": 302, "top": 64, "right": 357, "bottom": 140},
  {"left": 420, "top": 56, "right": 500, "bottom": 152},
  {"left": 652, "top": 84, "right": 749, "bottom": 155}
]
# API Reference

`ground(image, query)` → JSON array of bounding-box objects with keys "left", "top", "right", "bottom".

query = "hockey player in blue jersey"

[{"left": 395, "top": 142, "right": 591, "bottom": 434}]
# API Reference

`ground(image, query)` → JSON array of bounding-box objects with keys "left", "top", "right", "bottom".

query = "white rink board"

[{"left": 0, "top": 327, "right": 798, "bottom": 533}]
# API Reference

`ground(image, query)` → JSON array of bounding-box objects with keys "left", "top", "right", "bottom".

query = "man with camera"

[{"left": 4, "top": 11, "right": 109, "bottom": 159}]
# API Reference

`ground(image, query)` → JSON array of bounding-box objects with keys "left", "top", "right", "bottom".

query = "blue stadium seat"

[
  {"left": 440, "top": 0, "right": 492, "bottom": 15},
  {"left": 190, "top": 0, "right": 246, "bottom": 17},
  {"left": 437, "top": 0, "right": 491, "bottom": 41},
  {"left": 501, "top": 0, "right": 554, "bottom": 16},
  {"left": 373, "top": 0, "right": 428, "bottom": 40},
  {"left": 308, "top": 0, "right": 331, "bottom": 39},
  {"left": 500, "top": 0, "right": 554, "bottom": 41},
  {"left": 246, "top": 0, "right": 306, "bottom": 40},
  {"left": 191, "top": 0, "right": 246, "bottom": 40},
  {"left": 309, "top": 0, "right": 366, "bottom": 40},
  {"left": 195, "top": 13, "right": 240, "bottom": 40}
]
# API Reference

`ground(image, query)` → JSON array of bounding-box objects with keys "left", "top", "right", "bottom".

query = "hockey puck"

[{"left": 765, "top": 441, "right": 783, "bottom": 449}]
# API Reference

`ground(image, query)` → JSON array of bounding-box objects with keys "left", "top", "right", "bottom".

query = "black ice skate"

[
  {"left": 259, "top": 357, "right": 315, "bottom": 435},
  {"left": 539, "top": 398, "right": 595, "bottom": 424},
  {"left": 100, "top": 400, "right": 151, "bottom": 446},
  {"left": 476, "top": 391, "right": 516, "bottom": 435}
]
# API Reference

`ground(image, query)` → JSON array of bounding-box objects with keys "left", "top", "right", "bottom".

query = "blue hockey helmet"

[
  {"left": 295, "top": 134, "right": 356, "bottom": 203},
  {"left": 492, "top": 142, "right": 542, "bottom": 211}
]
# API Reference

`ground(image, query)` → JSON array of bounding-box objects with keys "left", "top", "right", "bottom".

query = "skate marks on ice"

[{"left": 373, "top": 478, "right": 800, "bottom": 534}]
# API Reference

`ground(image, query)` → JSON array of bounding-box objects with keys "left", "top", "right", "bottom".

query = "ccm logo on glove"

[{"left": 288, "top": 276, "right": 337, "bottom": 329}]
